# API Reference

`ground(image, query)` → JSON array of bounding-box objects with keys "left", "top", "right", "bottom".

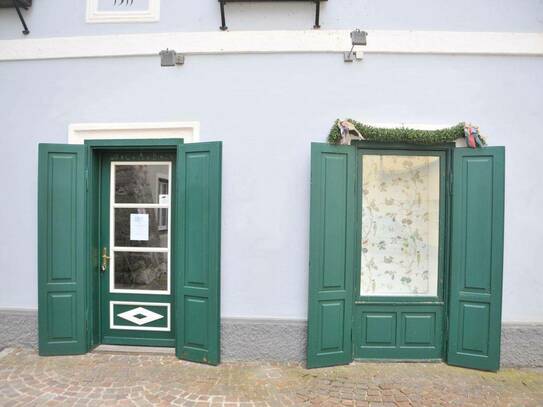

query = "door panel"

[
  {"left": 100, "top": 152, "right": 176, "bottom": 347},
  {"left": 307, "top": 143, "right": 356, "bottom": 368},
  {"left": 38, "top": 144, "right": 87, "bottom": 355},
  {"left": 354, "top": 304, "right": 443, "bottom": 359},
  {"left": 111, "top": 301, "right": 170, "bottom": 331},
  {"left": 447, "top": 147, "right": 505, "bottom": 371},
  {"left": 354, "top": 148, "right": 448, "bottom": 361},
  {"left": 175, "top": 142, "right": 222, "bottom": 365}
]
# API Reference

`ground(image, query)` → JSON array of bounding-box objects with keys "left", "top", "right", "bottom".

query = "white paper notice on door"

[{"left": 130, "top": 213, "right": 149, "bottom": 241}]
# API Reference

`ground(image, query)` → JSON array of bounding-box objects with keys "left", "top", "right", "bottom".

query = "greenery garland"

[{"left": 328, "top": 119, "right": 467, "bottom": 145}]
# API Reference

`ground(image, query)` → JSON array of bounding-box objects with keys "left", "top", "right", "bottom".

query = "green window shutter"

[
  {"left": 307, "top": 143, "right": 356, "bottom": 368},
  {"left": 447, "top": 147, "right": 505, "bottom": 371},
  {"left": 175, "top": 142, "right": 222, "bottom": 365},
  {"left": 38, "top": 144, "right": 88, "bottom": 356}
]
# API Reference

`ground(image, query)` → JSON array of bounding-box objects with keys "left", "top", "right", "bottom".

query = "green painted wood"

[
  {"left": 85, "top": 139, "right": 185, "bottom": 149},
  {"left": 353, "top": 147, "right": 450, "bottom": 361},
  {"left": 85, "top": 139, "right": 184, "bottom": 348},
  {"left": 353, "top": 304, "right": 443, "bottom": 359},
  {"left": 447, "top": 147, "right": 505, "bottom": 371},
  {"left": 175, "top": 142, "right": 222, "bottom": 365},
  {"left": 99, "top": 151, "right": 176, "bottom": 347},
  {"left": 307, "top": 143, "right": 356, "bottom": 368},
  {"left": 38, "top": 144, "right": 88, "bottom": 356},
  {"left": 354, "top": 148, "right": 449, "bottom": 304},
  {"left": 87, "top": 149, "right": 101, "bottom": 348}
]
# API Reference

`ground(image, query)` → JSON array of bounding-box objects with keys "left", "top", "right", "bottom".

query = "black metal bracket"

[
  {"left": 13, "top": 0, "right": 29, "bottom": 35},
  {"left": 218, "top": 0, "right": 326, "bottom": 31},
  {"left": 2, "top": 0, "right": 31, "bottom": 35}
]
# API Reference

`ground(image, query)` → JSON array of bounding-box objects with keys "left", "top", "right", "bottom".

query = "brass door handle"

[{"left": 101, "top": 247, "right": 110, "bottom": 272}]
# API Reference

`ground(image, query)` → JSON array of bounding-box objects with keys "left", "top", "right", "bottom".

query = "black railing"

[{"left": 217, "top": 0, "right": 327, "bottom": 31}]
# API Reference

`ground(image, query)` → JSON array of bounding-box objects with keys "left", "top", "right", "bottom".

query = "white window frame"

[
  {"left": 110, "top": 161, "right": 172, "bottom": 295},
  {"left": 86, "top": 0, "right": 160, "bottom": 23},
  {"left": 156, "top": 173, "right": 169, "bottom": 232},
  {"left": 68, "top": 122, "right": 199, "bottom": 145}
]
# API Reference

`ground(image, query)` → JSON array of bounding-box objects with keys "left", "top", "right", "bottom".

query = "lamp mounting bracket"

[{"left": 218, "top": 0, "right": 327, "bottom": 31}]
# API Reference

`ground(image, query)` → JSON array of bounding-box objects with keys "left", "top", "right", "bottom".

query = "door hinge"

[
  {"left": 350, "top": 326, "right": 354, "bottom": 354},
  {"left": 448, "top": 173, "right": 453, "bottom": 196},
  {"left": 85, "top": 169, "right": 89, "bottom": 191},
  {"left": 444, "top": 315, "right": 449, "bottom": 350}
]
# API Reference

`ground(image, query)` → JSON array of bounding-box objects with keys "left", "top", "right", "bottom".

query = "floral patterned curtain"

[{"left": 360, "top": 155, "right": 440, "bottom": 296}]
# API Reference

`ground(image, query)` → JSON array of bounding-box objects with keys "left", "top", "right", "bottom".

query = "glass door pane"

[
  {"left": 360, "top": 154, "right": 440, "bottom": 296},
  {"left": 114, "top": 164, "right": 170, "bottom": 204},
  {"left": 110, "top": 162, "right": 171, "bottom": 294}
]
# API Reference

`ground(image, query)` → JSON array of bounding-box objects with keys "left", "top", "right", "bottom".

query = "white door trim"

[
  {"left": 68, "top": 121, "right": 200, "bottom": 144},
  {"left": 2, "top": 30, "right": 542, "bottom": 62}
]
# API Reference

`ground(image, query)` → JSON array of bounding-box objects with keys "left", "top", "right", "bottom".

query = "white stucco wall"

[
  {"left": 0, "top": 0, "right": 542, "bottom": 323},
  {"left": 1, "top": 0, "right": 542, "bottom": 38},
  {"left": 0, "top": 52, "right": 542, "bottom": 322}
]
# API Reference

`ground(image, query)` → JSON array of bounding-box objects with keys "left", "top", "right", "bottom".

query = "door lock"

[{"left": 101, "top": 247, "right": 110, "bottom": 272}]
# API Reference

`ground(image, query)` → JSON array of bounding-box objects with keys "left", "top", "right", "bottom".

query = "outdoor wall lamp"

[
  {"left": 159, "top": 49, "right": 185, "bottom": 67},
  {"left": 344, "top": 29, "right": 368, "bottom": 62}
]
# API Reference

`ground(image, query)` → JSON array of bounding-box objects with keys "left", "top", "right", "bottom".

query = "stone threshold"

[{"left": 93, "top": 345, "right": 175, "bottom": 355}]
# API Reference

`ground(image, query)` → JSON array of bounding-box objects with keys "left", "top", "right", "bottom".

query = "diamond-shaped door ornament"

[{"left": 117, "top": 307, "right": 164, "bottom": 326}]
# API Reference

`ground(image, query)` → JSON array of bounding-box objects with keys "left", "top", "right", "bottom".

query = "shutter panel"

[
  {"left": 38, "top": 144, "right": 88, "bottom": 355},
  {"left": 307, "top": 143, "right": 356, "bottom": 368},
  {"left": 175, "top": 142, "right": 222, "bottom": 365},
  {"left": 447, "top": 147, "right": 505, "bottom": 371}
]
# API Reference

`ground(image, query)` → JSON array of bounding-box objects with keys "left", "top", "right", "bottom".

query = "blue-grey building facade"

[{"left": 0, "top": 0, "right": 542, "bottom": 363}]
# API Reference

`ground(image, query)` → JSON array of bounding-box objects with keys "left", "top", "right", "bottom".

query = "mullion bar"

[
  {"left": 113, "top": 203, "right": 170, "bottom": 209},
  {"left": 113, "top": 247, "right": 169, "bottom": 253}
]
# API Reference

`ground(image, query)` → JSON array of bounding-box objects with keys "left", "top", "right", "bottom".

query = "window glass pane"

[
  {"left": 114, "top": 164, "right": 169, "bottom": 204},
  {"left": 114, "top": 208, "right": 168, "bottom": 248},
  {"left": 360, "top": 155, "right": 440, "bottom": 296},
  {"left": 114, "top": 251, "right": 168, "bottom": 291}
]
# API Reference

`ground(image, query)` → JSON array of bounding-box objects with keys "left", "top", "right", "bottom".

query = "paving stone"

[{"left": 1, "top": 348, "right": 543, "bottom": 406}]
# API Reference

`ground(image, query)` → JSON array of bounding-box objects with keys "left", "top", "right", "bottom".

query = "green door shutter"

[
  {"left": 307, "top": 143, "right": 356, "bottom": 368},
  {"left": 447, "top": 147, "right": 505, "bottom": 371},
  {"left": 175, "top": 142, "right": 222, "bottom": 365},
  {"left": 38, "top": 144, "right": 88, "bottom": 356}
]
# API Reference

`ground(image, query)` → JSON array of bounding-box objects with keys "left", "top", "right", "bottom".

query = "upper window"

[
  {"left": 360, "top": 153, "right": 441, "bottom": 297},
  {"left": 86, "top": 0, "right": 160, "bottom": 23}
]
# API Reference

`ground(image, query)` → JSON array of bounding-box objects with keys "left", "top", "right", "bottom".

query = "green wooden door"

[
  {"left": 175, "top": 142, "right": 222, "bottom": 365},
  {"left": 38, "top": 144, "right": 88, "bottom": 355},
  {"left": 307, "top": 143, "right": 356, "bottom": 368},
  {"left": 99, "top": 151, "right": 176, "bottom": 347},
  {"left": 353, "top": 147, "right": 449, "bottom": 361},
  {"left": 447, "top": 147, "right": 505, "bottom": 371}
]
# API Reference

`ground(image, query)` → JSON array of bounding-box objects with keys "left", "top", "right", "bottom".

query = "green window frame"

[{"left": 354, "top": 144, "right": 452, "bottom": 305}]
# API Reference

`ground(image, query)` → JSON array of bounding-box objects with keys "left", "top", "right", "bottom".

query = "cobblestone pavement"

[{"left": 1, "top": 348, "right": 543, "bottom": 407}]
